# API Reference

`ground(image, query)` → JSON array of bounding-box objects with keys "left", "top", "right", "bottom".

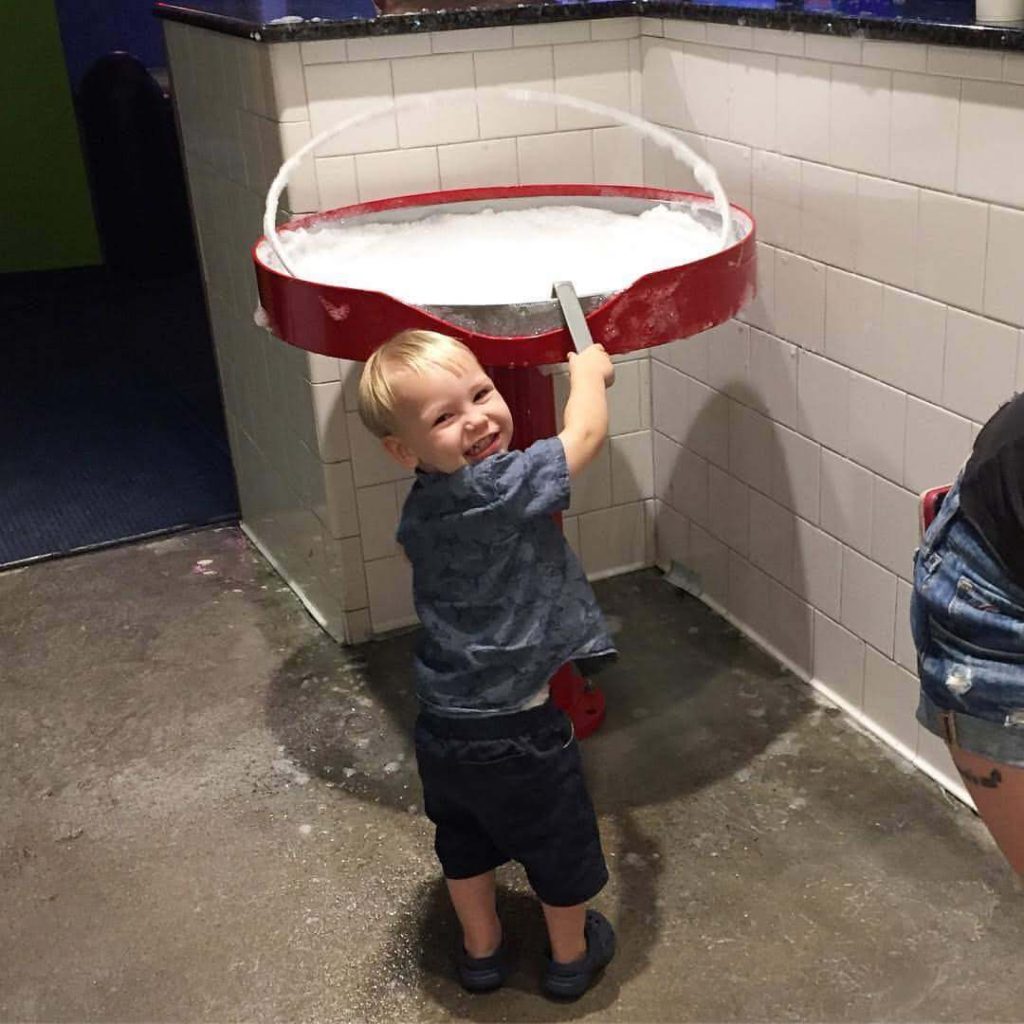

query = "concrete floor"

[{"left": 2, "top": 527, "right": 1023, "bottom": 1022}]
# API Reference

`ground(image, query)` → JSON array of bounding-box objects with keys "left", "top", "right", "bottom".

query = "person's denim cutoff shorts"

[{"left": 911, "top": 473, "right": 1024, "bottom": 765}]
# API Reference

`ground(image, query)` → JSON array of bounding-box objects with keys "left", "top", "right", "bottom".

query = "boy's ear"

[{"left": 381, "top": 435, "right": 419, "bottom": 470}]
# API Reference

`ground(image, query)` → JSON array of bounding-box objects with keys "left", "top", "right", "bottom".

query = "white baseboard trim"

[
  {"left": 694, "top": 588, "right": 974, "bottom": 811},
  {"left": 239, "top": 521, "right": 345, "bottom": 644}
]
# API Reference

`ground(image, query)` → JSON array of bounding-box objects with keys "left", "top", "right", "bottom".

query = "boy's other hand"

[{"left": 568, "top": 344, "right": 615, "bottom": 389}]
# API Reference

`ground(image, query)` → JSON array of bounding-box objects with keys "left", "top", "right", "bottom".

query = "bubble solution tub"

[{"left": 252, "top": 182, "right": 757, "bottom": 736}]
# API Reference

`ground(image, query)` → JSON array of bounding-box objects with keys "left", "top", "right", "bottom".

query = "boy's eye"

[
  {"left": 433, "top": 412, "right": 453, "bottom": 426},
  {"left": 473, "top": 386, "right": 492, "bottom": 402}
]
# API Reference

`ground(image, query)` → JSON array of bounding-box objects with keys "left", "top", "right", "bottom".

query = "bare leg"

[
  {"left": 446, "top": 871, "right": 502, "bottom": 958},
  {"left": 541, "top": 902, "right": 587, "bottom": 964},
  {"left": 949, "top": 745, "right": 1024, "bottom": 875}
]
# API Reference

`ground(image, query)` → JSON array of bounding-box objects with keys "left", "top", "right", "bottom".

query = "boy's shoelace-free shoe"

[
  {"left": 457, "top": 940, "right": 509, "bottom": 993},
  {"left": 542, "top": 909, "right": 616, "bottom": 1001}
]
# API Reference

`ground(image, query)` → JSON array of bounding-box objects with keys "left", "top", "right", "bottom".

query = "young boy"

[{"left": 358, "top": 328, "right": 618, "bottom": 1001}]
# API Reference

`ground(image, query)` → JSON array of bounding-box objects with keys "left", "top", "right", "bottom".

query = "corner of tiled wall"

[
  {"left": 165, "top": 15, "right": 658, "bottom": 644},
  {"left": 640, "top": 19, "right": 1024, "bottom": 797}
]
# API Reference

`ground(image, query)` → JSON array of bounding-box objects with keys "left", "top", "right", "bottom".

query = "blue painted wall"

[{"left": 54, "top": 0, "right": 167, "bottom": 90}]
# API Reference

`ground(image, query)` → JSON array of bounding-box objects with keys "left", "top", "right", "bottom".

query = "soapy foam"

[{"left": 271, "top": 203, "right": 721, "bottom": 305}]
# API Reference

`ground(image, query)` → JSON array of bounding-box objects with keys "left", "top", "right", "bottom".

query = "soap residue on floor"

[{"left": 268, "top": 204, "right": 722, "bottom": 305}]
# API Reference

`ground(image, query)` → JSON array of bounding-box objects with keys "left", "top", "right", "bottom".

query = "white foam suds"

[{"left": 267, "top": 203, "right": 720, "bottom": 306}]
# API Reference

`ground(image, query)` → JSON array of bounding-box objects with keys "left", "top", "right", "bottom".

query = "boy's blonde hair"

[{"left": 358, "top": 329, "right": 477, "bottom": 438}]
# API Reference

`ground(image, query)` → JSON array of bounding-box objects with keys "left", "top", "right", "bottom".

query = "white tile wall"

[
  {"left": 346, "top": 34, "right": 430, "bottom": 61},
  {"left": 774, "top": 250, "right": 825, "bottom": 351},
  {"left": 855, "top": 175, "right": 918, "bottom": 292},
  {"left": 749, "top": 490, "right": 796, "bottom": 587},
  {"left": 829, "top": 64, "right": 892, "bottom": 177},
  {"left": 749, "top": 329, "right": 798, "bottom": 428},
  {"left": 797, "top": 350, "right": 850, "bottom": 454},
  {"left": 942, "top": 309, "right": 1019, "bottom": 423},
  {"left": 475, "top": 47, "right": 557, "bottom": 137},
  {"left": 840, "top": 547, "right": 897, "bottom": 656},
  {"left": 610, "top": 430, "right": 654, "bottom": 504},
  {"left": 862, "top": 40, "right": 926, "bottom": 74},
  {"left": 926, "top": 44, "right": 1003, "bottom": 81},
  {"left": 432, "top": 27, "right": 514, "bottom": 53},
  {"left": 879, "top": 286, "right": 946, "bottom": 404},
  {"left": 958, "top": 79, "right": 1024, "bottom": 209},
  {"left": 729, "top": 49, "right": 777, "bottom": 151},
  {"left": 889, "top": 73, "right": 959, "bottom": 192},
  {"left": 894, "top": 580, "right": 917, "bottom": 672},
  {"left": 438, "top": 137, "right": 518, "bottom": 188},
  {"left": 752, "top": 151, "right": 801, "bottom": 251},
  {"left": 580, "top": 502, "right": 648, "bottom": 577},
  {"left": 690, "top": 522, "right": 730, "bottom": 604},
  {"left": 594, "top": 126, "right": 645, "bottom": 184},
  {"left": 777, "top": 57, "right": 830, "bottom": 163},
  {"left": 801, "top": 162, "right": 858, "bottom": 269},
  {"left": 305, "top": 61, "right": 397, "bottom": 155},
  {"left": 870, "top": 476, "right": 918, "bottom": 581},
  {"left": 513, "top": 22, "right": 589, "bottom": 47},
  {"left": 772, "top": 425, "right": 820, "bottom": 523},
  {"left": 729, "top": 401, "right": 774, "bottom": 495},
  {"left": 392, "top": 53, "right": 478, "bottom": 148},
  {"left": 708, "top": 464, "right": 750, "bottom": 554},
  {"left": 707, "top": 319, "right": 751, "bottom": 397},
  {"left": 517, "top": 131, "right": 594, "bottom": 183},
  {"left": 794, "top": 520, "right": 842, "bottom": 619},
  {"left": 847, "top": 372, "right": 906, "bottom": 484},
  {"left": 554, "top": 41, "right": 633, "bottom": 130},
  {"left": 354, "top": 146, "right": 440, "bottom": 201},
  {"left": 903, "top": 397, "right": 973, "bottom": 493},
  {"left": 915, "top": 190, "right": 988, "bottom": 312},
  {"left": 753, "top": 28, "right": 805, "bottom": 58},
  {"left": 654, "top": 498, "right": 689, "bottom": 568},
  {"left": 813, "top": 611, "right": 866, "bottom": 707},
  {"left": 805, "top": 34, "right": 862, "bottom": 66},
  {"left": 984, "top": 205, "right": 1024, "bottom": 326},
  {"left": 172, "top": 17, "right": 1022, "bottom": 797},
  {"left": 863, "top": 647, "right": 920, "bottom": 752},
  {"left": 820, "top": 451, "right": 874, "bottom": 555}
]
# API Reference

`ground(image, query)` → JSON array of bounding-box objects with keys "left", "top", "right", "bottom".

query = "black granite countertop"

[{"left": 154, "top": 0, "right": 1024, "bottom": 51}]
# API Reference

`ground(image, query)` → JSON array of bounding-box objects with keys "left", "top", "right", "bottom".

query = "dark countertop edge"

[{"left": 154, "top": 1, "right": 1024, "bottom": 52}]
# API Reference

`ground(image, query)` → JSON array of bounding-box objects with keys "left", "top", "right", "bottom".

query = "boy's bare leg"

[
  {"left": 447, "top": 871, "right": 502, "bottom": 958},
  {"left": 541, "top": 902, "right": 587, "bottom": 964}
]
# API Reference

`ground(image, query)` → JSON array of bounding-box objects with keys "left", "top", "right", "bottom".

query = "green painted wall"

[{"left": 1, "top": 0, "right": 101, "bottom": 272}]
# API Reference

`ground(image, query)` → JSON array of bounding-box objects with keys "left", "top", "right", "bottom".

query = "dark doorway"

[
  {"left": 0, "top": 264, "right": 238, "bottom": 568},
  {"left": 1, "top": 20, "right": 238, "bottom": 569}
]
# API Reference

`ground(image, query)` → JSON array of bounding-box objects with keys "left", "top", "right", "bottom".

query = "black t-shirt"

[{"left": 959, "top": 392, "right": 1024, "bottom": 586}]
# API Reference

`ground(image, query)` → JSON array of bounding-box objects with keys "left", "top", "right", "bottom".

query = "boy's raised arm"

[{"left": 558, "top": 344, "right": 615, "bottom": 478}]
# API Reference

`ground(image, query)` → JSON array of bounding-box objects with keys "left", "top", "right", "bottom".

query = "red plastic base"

[
  {"left": 919, "top": 483, "right": 952, "bottom": 537},
  {"left": 549, "top": 663, "right": 607, "bottom": 740}
]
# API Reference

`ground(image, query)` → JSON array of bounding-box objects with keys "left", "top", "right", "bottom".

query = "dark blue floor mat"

[{"left": 1, "top": 268, "right": 239, "bottom": 568}]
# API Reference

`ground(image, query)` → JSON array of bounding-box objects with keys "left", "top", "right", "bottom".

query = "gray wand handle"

[{"left": 552, "top": 280, "right": 594, "bottom": 354}]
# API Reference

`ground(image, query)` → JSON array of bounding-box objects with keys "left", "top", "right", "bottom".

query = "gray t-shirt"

[{"left": 397, "top": 437, "right": 616, "bottom": 717}]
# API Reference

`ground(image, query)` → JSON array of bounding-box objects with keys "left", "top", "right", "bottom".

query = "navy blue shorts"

[{"left": 414, "top": 702, "right": 609, "bottom": 907}]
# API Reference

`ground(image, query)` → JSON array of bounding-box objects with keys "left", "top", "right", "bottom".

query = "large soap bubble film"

[{"left": 262, "top": 87, "right": 731, "bottom": 279}]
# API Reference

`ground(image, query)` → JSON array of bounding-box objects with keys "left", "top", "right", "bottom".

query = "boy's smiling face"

[{"left": 383, "top": 351, "right": 514, "bottom": 474}]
